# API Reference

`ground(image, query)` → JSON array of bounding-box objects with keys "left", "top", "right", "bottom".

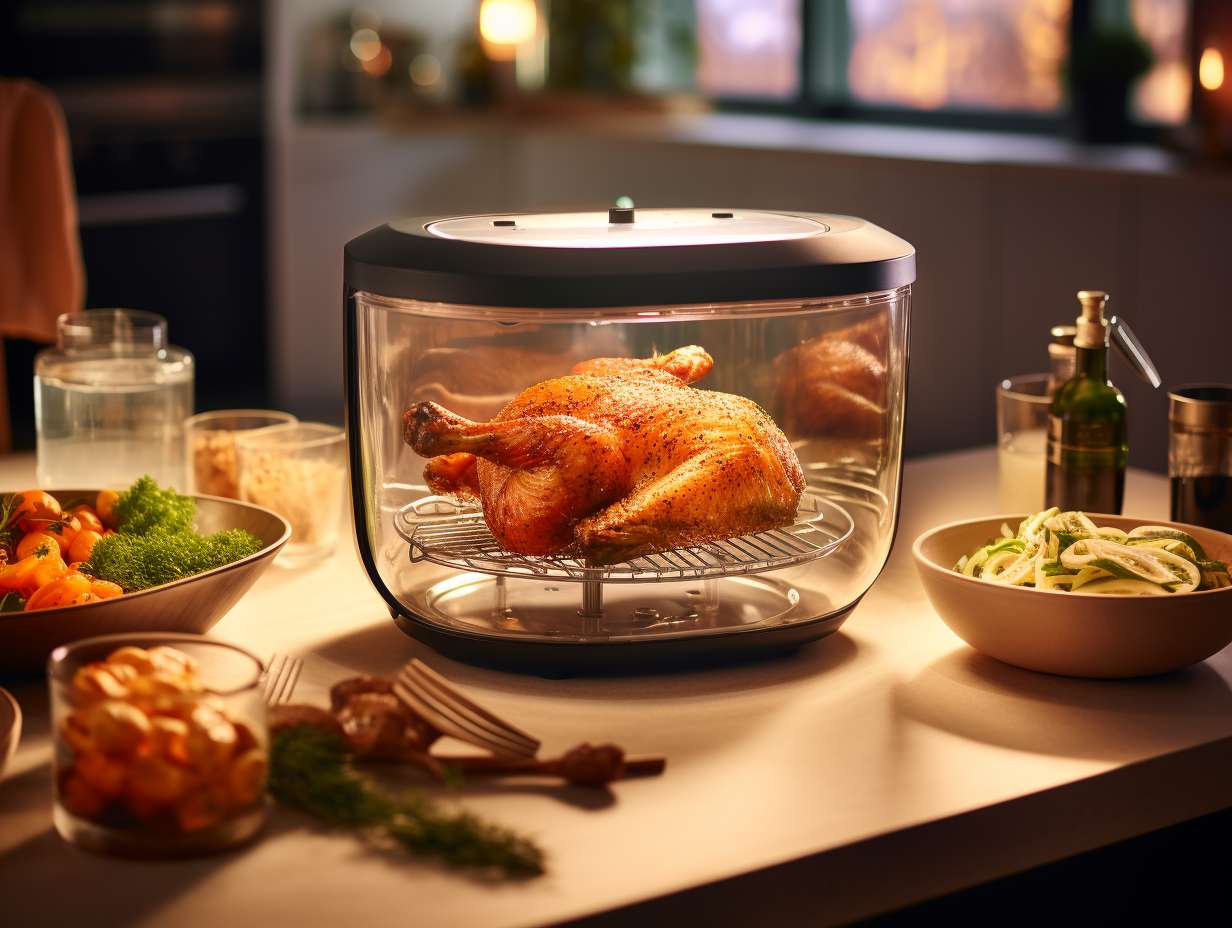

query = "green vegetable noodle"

[
  {"left": 954, "top": 507, "right": 1231, "bottom": 595},
  {"left": 84, "top": 475, "right": 264, "bottom": 591}
]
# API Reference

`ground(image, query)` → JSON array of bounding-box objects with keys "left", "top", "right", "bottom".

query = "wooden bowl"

[
  {"left": 0, "top": 492, "right": 290, "bottom": 674},
  {"left": 913, "top": 514, "right": 1232, "bottom": 679},
  {"left": 0, "top": 686, "right": 19, "bottom": 778}
]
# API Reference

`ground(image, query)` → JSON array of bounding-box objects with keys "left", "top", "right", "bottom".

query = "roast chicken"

[
  {"left": 403, "top": 346, "right": 805, "bottom": 565},
  {"left": 774, "top": 314, "right": 889, "bottom": 441}
]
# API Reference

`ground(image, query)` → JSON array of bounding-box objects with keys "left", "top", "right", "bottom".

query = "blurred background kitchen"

[{"left": 1, "top": 0, "right": 1228, "bottom": 471}]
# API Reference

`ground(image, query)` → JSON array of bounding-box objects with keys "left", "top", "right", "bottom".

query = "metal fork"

[
  {"left": 263, "top": 653, "right": 304, "bottom": 707},
  {"left": 394, "top": 659, "right": 540, "bottom": 759}
]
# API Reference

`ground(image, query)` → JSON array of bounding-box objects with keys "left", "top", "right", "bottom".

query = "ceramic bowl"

[
  {"left": 0, "top": 491, "right": 290, "bottom": 674},
  {"left": 0, "top": 687, "right": 19, "bottom": 778},
  {"left": 913, "top": 514, "right": 1232, "bottom": 679}
]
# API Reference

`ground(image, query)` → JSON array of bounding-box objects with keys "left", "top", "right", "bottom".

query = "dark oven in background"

[{"left": 2, "top": 0, "right": 269, "bottom": 449}]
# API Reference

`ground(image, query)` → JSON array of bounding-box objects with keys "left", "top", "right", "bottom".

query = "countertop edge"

[{"left": 553, "top": 733, "right": 1232, "bottom": 927}]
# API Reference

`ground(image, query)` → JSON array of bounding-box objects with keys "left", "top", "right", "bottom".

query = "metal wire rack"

[{"left": 392, "top": 486, "right": 854, "bottom": 586}]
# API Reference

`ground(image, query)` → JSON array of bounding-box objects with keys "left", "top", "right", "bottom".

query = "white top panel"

[{"left": 419, "top": 208, "right": 828, "bottom": 248}]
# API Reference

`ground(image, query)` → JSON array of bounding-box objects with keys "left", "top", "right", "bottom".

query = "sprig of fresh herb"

[
  {"left": 0, "top": 492, "right": 23, "bottom": 554},
  {"left": 269, "top": 726, "right": 545, "bottom": 879}
]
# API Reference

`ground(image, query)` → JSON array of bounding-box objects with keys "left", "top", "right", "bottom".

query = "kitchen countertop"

[{"left": 1, "top": 447, "right": 1230, "bottom": 927}]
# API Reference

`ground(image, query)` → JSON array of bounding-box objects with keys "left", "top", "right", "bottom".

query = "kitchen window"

[{"left": 694, "top": 0, "right": 1192, "bottom": 133}]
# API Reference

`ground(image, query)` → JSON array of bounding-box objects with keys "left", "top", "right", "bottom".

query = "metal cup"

[{"left": 1169, "top": 384, "right": 1232, "bottom": 532}]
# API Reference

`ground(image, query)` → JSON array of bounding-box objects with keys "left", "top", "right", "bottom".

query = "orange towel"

[{"left": 0, "top": 80, "right": 84, "bottom": 450}]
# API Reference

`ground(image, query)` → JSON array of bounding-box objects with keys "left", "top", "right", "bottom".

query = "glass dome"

[{"left": 344, "top": 209, "right": 914, "bottom": 672}]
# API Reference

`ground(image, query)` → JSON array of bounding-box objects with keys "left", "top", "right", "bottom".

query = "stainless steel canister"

[{"left": 1169, "top": 384, "right": 1232, "bottom": 532}]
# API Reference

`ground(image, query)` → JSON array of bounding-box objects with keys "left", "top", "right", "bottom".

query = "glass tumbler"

[
  {"left": 997, "top": 374, "right": 1052, "bottom": 515},
  {"left": 186, "top": 409, "right": 299, "bottom": 499},
  {"left": 49, "top": 633, "right": 267, "bottom": 858},
  {"left": 234, "top": 422, "right": 347, "bottom": 567},
  {"left": 1169, "top": 384, "right": 1232, "bottom": 532}
]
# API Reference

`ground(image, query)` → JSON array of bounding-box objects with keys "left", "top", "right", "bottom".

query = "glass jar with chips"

[{"left": 49, "top": 633, "right": 267, "bottom": 857}]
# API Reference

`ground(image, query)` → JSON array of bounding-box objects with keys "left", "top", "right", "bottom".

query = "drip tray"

[{"left": 420, "top": 572, "right": 810, "bottom": 642}]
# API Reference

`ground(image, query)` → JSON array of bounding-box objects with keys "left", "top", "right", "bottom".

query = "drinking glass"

[
  {"left": 234, "top": 422, "right": 347, "bottom": 568},
  {"left": 49, "top": 633, "right": 267, "bottom": 858},
  {"left": 1169, "top": 384, "right": 1232, "bottom": 532},
  {"left": 186, "top": 409, "right": 298, "bottom": 499},
  {"left": 997, "top": 374, "right": 1052, "bottom": 515}
]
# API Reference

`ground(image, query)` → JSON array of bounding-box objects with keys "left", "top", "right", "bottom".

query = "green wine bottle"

[{"left": 1045, "top": 291, "right": 1127, "bottom": 513}]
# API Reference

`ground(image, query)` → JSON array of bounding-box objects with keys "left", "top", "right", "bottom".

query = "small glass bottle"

[
  {"left": 1047, "top": 324, "right": 1076, "bottom": 392},
  {"left": 35, "top": 309, "right": 195, "bottom": 489},
  {"left": 1045, "top": 292, "right": 1126, "bottom": 512},
  {"left": 1044, "top": 291, "right": 1160, "bottom": 514}
]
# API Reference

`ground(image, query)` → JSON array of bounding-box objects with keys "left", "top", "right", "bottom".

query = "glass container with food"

[
  {"left": 49, "top": 633, "right": 267, "bottom": 857},
  {"left": 35, "top": 310, "right": 194, "bottom": 490},
  {"left": 344, "top": 207, "right": 915, "bottom": 671},
  {"left": 234, "top": 422, "right": 347, "bottom": 567},
  {"left": 186, "top": 409, "right": 299, "bottom": 499}
]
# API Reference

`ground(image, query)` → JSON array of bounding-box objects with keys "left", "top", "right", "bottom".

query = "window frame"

[{"left": 710, "top": 0, "right": 1182, "bottom": 143}]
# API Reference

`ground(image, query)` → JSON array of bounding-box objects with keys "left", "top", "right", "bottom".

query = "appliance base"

[{"left": 389, "top": 603, "right": 858, "bottom": 676}]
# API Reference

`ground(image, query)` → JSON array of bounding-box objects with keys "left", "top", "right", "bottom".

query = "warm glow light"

[
  {"left": 479, "top": 0, "right": 537, "bottom": 48},
  {"left": 349, "top": 28, "right": 382, "bottom": 63},
  {"left": 361, "top": 44, "right": 392, "bottom": 77},
  {"left": 1200, "top": 47, "right": 1224, "bottom": 92},
  {"left": 1131, "top": 0, "right": 1191, "bottom": 124},
  {"left": 409, "top": 54, "right": 441, "bottom": 87},
  {"left": 846, "top": 1, "right": 1067, "bottom": 112}
]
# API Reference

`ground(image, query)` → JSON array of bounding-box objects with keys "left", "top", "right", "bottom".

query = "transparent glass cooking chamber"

[{"left": 353, "top": 287, "right": 908, "bottom": 644}]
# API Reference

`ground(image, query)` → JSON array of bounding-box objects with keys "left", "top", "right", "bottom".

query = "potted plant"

[{"left": 1065, "top": 29, "right": 1154, "bottom": 143}]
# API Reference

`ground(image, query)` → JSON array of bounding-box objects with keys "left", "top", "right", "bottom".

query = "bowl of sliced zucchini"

[{"left": 913, "top": 508, "right": 1232, "bottom": 678}]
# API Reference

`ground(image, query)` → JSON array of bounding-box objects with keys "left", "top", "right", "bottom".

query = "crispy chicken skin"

[{"left": 403, "top": 346, "right": 805, "bottom": 565}]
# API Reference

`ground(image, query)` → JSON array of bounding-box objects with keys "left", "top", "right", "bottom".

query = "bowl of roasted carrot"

[{"left": 0, "top": 478, "right": 290, "bottom": 673}]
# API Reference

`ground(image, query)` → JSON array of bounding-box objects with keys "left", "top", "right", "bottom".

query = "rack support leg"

[{"left": 579, "top": 572, "right": 604, "bottom": 635}]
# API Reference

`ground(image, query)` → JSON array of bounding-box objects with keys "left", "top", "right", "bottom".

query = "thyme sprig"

[{"left": 269, "top": 725, "right": 545, "bottom": 879}]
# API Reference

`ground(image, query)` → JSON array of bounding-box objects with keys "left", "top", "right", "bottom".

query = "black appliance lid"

[{"left": 344, "top": 207, "right": 915, "bottom": 308}]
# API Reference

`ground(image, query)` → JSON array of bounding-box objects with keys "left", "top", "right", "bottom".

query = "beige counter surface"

[{"left": 1, "top": 447, "right": 1229, "bottom": 927}]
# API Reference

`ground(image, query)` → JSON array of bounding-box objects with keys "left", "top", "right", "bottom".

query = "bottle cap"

[
  {"left": 1048, "top": 324, "right": 1076, "bottom": 385},
  {"left": 1073, "top": 290, "right": 1109, "bottom": 349},
  {"left": 1049, "top": 324, "right": 1077, "bottom": 346},
  {"left": 1071, "top": 290, "right": 1161, "bottom": 388}
]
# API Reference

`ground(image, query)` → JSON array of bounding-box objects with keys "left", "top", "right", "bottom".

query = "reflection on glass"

[
  {"left": 696, "top": 0, "right": 800, "bottom": 98},
  {"left": 847, "top": 0, "right": 1070, "bottom": 111},
  {"left": 1131, "top": 0, "right": 1191, "bottom": 124},
  {"left": 774, "top": 312, "right": 889, "bottom": 447}
]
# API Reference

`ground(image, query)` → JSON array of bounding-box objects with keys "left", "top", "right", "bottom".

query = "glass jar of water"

[{"left": 35, "top": 310, "right": 194, "bottom": 489}]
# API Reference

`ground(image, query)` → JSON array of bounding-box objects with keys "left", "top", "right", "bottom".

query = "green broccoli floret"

[
  {"left": 115, "top": 475, "right": 197, "bottom": 535},
  {"left": 85, "top": 528, "right": 264, "bottom": 591}
]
